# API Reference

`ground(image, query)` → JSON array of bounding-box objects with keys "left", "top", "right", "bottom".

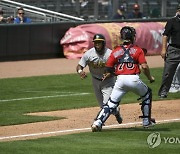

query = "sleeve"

[
  {"left": 78, "top": 51, "right": 89, "bottom": 68},
  {"left": 163, "top": 19, "right": 173, "bottom": 37},
  {"left": 14, "top": 18, "right": 19, "bottom": 23},
  {"left": 106, "top": 51, "right": 116, "bottom": 68},
  {"left": 137, "top": 48, "right": 147, "bottom": 64}
]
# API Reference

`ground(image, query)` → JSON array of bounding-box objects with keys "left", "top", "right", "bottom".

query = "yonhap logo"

[
  {"left": 147, "top": 132, "right": 180, "bottom": 148},
  {"left": 147, "top": 132, "right": 161, "bottom": 148}
]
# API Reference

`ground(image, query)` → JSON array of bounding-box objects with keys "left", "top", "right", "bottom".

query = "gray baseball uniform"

[{"left": 78, "top": 47, "right": 116, "bottom": 107}]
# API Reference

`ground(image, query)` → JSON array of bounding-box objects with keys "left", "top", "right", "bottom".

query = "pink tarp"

[{"left": 60, "top": 22, "right": 166, "bottom": 59}]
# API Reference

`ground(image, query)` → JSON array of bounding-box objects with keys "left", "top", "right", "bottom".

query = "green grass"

[
  {"left": 0, "top": 122, "right": 179, "bottom": 154},
  {"left": 0, "top": 74, "right": 96, "bottom": 125},
  {"left": 0, "top": 67, "right": 179, "bottom": 126},
  {"left": 0, "top": 67, "right": 179, "bottom": 153}
]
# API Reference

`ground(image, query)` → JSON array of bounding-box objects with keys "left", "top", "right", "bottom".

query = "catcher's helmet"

[
  {"left": 120, "top": 26, "right": 136, "bottom": 43},
  {"left": 92, "top": 34, "right": 106, "bottom": 54}
]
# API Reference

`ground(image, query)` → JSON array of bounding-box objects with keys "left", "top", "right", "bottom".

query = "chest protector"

[{"left": 118, "top": 45, "right": 137, "bottom": 64}]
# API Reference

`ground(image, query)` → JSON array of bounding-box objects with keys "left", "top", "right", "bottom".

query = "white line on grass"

[
  {"left": 0, "top": 93, "right": 90, "bottom": 102},
  {"left": 0, "top": 118, "right": 180, "bottom": 141},
  {"left": 23, "top": 91, "right": 74, "bottom": 93}
]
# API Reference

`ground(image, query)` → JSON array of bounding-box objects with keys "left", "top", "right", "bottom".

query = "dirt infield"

[
  {"left": 0, "top": 56, "right": 179, "bottom": 142},
  {"left": 0, "top": 55, "right": 164, "bottom": 78}
]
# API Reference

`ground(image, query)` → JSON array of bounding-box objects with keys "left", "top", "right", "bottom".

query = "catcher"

[{"left": 91, "top": 26, "right": 155, "bottom": 132}]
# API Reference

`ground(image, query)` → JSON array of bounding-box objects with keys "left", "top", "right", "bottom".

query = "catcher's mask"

[
  {"left": 92, "top": 34, "right": 106, "bottom": 55},
  {"left": 120, "top": 26, "right": 136, "bottom": 43}
]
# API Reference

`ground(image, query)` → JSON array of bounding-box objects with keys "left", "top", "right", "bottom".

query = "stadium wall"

[{"left": 0, "top": 18, "right": 168, "bottom": 61}]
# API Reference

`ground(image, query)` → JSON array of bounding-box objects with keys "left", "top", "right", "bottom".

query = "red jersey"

[{"left": 106, "top": 44, "right": 146, "bottom": 75}]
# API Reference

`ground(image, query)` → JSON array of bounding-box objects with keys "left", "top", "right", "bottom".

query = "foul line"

[
  {"left": 0, "top": 118, "right": 180, "bottom": 141},
  {"left": 0, "top": 93, "right": 90, "bottom": 102}
]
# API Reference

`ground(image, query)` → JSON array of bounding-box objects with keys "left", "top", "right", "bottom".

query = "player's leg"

[
  {"left": 129, "top": 76, "right": 155, "bottom": 128},
  {"left": 138, "top": 86, "right": 155, "bottom": 128},
  {"left": 92, "top": 78, "right": 126, "bottom": 131},
  {"left": 91, "top": 99, "right": 119, "bottom": 132},
  {"left": 92, "top": 78, "right": 103, "bottom": 108},
  {"left": 101, "top": 77, "right": 123, "bottom": 124},
  {"left": 120, "top": 75, "right": 155, "bottom": 128}
]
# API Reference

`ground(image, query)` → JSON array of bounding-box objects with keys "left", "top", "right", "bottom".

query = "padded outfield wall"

[{"left": 0, "top": 18, "right": 168, "bottom": 61}]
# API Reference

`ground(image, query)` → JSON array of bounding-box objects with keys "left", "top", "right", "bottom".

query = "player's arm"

[
  {"left": 102, "top": 52, "right": 116, "bottom": 81},
  {"left": 141, "top": 48, "right": 147, "bottom": 55},
  {"left": 102, "top": 66, "right": 115, "bottom": 81},
  {"left": 161, "top": 35, "right": 168, "bottom": 59},
  {"left": 76, "top": 64, "right": 87, "bottom": 79},
  {"left": 138, "top": 48, "right": 154, "bottom": 83},
  {"left": 141, "top": 63, "right": 155, "bottom": 83},
  {"left": 161, "top": 19, "right": 172, "bottom": 60}
]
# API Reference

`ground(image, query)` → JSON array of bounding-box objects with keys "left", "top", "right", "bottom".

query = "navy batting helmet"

[{"left": 120, "top": 26, "right": 136, "bottom": 43}]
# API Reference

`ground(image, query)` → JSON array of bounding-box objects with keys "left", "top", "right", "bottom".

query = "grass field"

[
  {"left": 0, "top": 67, "right": 179, "bottom": 153},
  {"left": 0, "top": 123, "right": 179, "bottom": 154}
]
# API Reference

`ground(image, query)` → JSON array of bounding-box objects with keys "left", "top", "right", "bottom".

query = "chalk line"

[
  {"left": 0, "top": 118, "right": 180, "bottom": 141},
  {"left": 0, "top": 93, "right": 90, "bottom": 102}
]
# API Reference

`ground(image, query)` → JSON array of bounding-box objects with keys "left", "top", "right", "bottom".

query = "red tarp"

[{"left": 60, "top": 22, "right": 166, "bottom": 59}]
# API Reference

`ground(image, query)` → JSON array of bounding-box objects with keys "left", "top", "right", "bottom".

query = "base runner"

[{"left": 76, "top": 34, "right": 123, "bottom": 124}]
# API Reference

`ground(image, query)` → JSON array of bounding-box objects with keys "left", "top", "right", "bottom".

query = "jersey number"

[{"left": 118, "top": 63, "right": 134, "bottom": 70}]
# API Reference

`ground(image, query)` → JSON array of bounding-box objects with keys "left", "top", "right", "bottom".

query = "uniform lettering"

[
  {"left": 118, "top": 63, "right": 124, "bottom": 70},
  {"left": 89, "top": 61, "right": 105, "bottom": 68},
  {"left": 118, "top": 63, "right": 135, "bottom": 70},
  {"left": 126, "top": 63, "right": 134, "bottom": 69}
]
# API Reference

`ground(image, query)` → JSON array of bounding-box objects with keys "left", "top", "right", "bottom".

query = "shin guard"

[
  {"left": 95, "top": 98, "right": 119, "bottom": 124},
  {"left": 139, "top": 88, "right": 152, "bottom": 121}
]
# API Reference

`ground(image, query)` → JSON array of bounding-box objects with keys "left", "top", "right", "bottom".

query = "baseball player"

[
  {"left": 91, "top": 26, "right": 155, "bottom": 132},
  {"left": 76, "top": 34, "right": 122, "bottom": 124}
]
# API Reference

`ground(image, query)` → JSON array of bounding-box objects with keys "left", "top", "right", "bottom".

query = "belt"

[
  {"left": 170, "top": 44, "right": 180, "bottom": 49},
  {"left": 93, "top": 77, "right": 103, "bottom": 81},
  {"left": 120, "top": 73, "right": 139, "bottom": 75}
]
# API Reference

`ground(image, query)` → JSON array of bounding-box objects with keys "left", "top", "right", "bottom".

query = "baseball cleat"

[
  {"left": 91, "top": 124, "right": 102, "bottom": 132},
  {"left": 143, "top": 118, "right": 156, "bottom": 128},
  {"left": 169, "top": 87, "right": 179, "bottom": 93}
]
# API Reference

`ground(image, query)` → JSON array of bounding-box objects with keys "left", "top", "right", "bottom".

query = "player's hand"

[
  {"left": 149, "top": 76, "right": 155, "bottom": 83},
  {"left": 102, "top": 73, "right": 111, "bottom": 81},
  {"left": 160, "top": 49, "right": 166, "bottom": 60},
  {"left": 161, "top": 53, "right": 166, "bottom": 59},
  {"left": 79, "top": 71, "right": 87, "bottom": 79}
]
